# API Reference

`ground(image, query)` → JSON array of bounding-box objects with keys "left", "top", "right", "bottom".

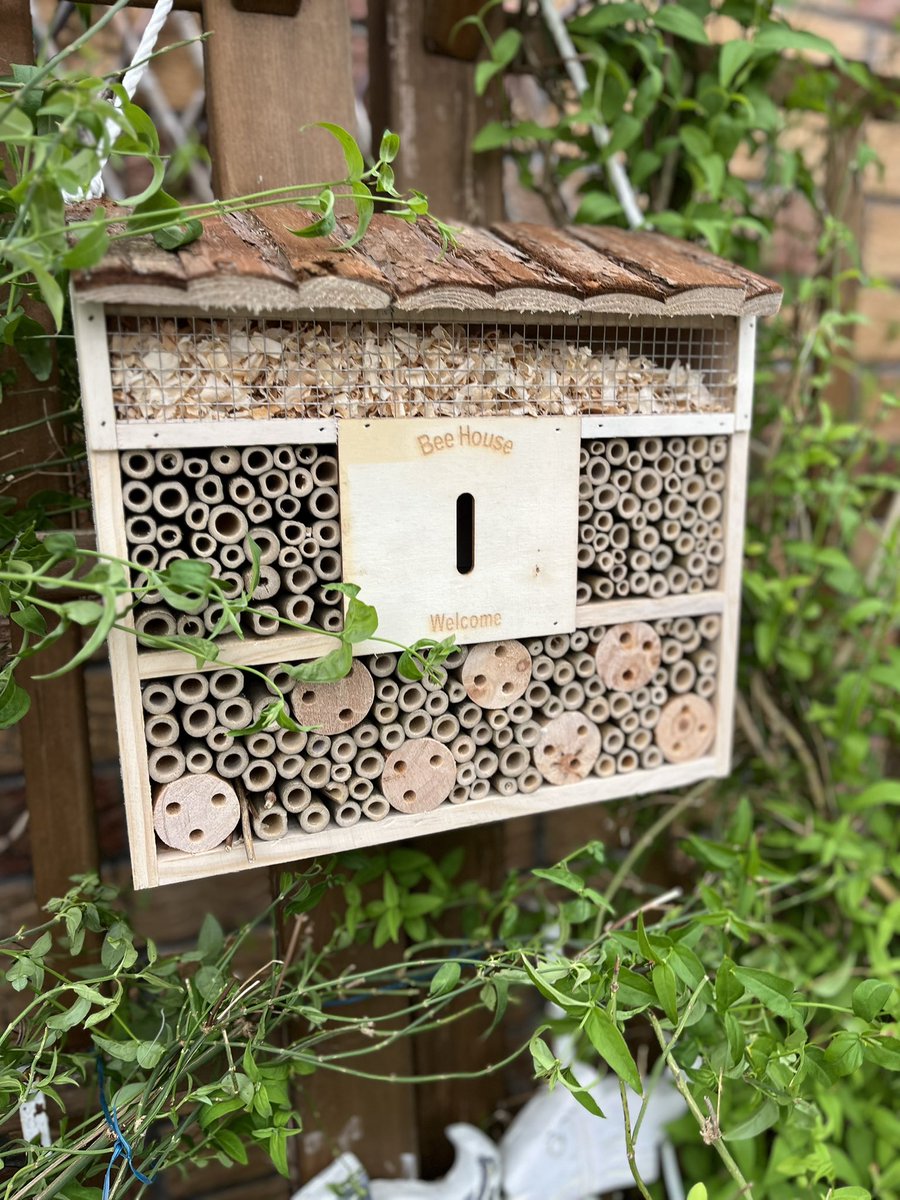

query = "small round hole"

[
  {"left": 165, "top": 801, "right": 181, "bottom": 816},
  {"left": 429, "top": 754, "right": 442, "bottom": 768},
  {"left": 210, "top": 792, "right": 227, "bottom": 806},
  {"left": 619, "top": 632, "right": 632, "bottom": 645},
  {"left": 474, "top": 673, "right": 486, "bottom": 686},
  {"left": 546, "top": 744, "right": 556, "bottom": 755},
  {"left": 501, "top": 681, "right": 513, "bottom": 694},
  {"left": 394, "top": 760, "right": 407, "bottom": 774},
  {"left": 301, "top": 690, "right": 315, "bottom": 704},
  {"left": 577, "top": 725, "right": 588, "bottom": 737},
  {"left": 189, "top": 829, "right": 204, "bottom": 842},
  {"left": 338, "top": 707, "right": 353, "bottom": 721},
  {"left": 403, "top": 789, "right": 416, "bottom": 803},
  {"left": 494, "top": 645, "right": 506, "bottom": 657}
]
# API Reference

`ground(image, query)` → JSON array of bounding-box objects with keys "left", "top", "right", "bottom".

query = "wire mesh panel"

[{"left": 107, "top": 315, "right": 739, "bottom": 422}]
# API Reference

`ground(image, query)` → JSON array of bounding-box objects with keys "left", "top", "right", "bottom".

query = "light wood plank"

[
  {"left": 734, "top": 313, "right": 758, "bottom": 431},
  {"left": 88, "top": 449, "right": 158, "bottom": 888},
  {"left": 72, "top": 298, "right": 117, "bottom": 450},
  {"left": 580, "top": 413, "right": 736, "bottom": 438},
  {"left": 575, "top": 591, "right": 726, "bottom": 629},
  {"left": 115, "top": 418, "right": 338, "bottom": 449},
  {"left": 713, "top": 429, "right": 750, "bottom": 777},
  {"left": 154, "top": 756, "right": 717, "bottom": 887}
]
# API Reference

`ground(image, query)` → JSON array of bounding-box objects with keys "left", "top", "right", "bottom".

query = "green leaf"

[
  {"left": 15, "top": 315, "right": 53, "bottom": 381},
  {"left": 824, "top": 1030, "right": 864, "bottom": 1077},
  {"left": 290, "top": 189, "right": 337, "bottom": 240},
  {"left": 215, "top": 1129, "right": 249, "bottom": 1165},
  {"left": 343, "top": 180, "right": 374, "bottom": 248},
  {"left": 284, "top": 641, "right": 352, "bottom": 682},
  {"left": 529, "top": 1033, "right": 557, "bottom": 1077},
  {"left": 848, "top": 780, "right": 900, "bottom": 811},
  {"left": 852, "top": 979, "right": 893, "bottom": 1022},
  {"left": 652, "top": 962, "right": 679, "bottom": 1024},
  {"left": 732, "top": 966, "right": 802, "bottom": 1027},
  {"left": 719, "top": 40, "right": 755, "bottom": 88},
  {"left": 194, "top": 965, "right": 226, "bottom": 1004},
  {"left": 569, "top": 2, "right": 643, "bottom": 31},
  {"left": 379, "top": 129, "right": 401, "bottom": 163},
  {"left": 313, "top": 122, "right": 365, "bottom": 181},
  {"left": 62, "top": 221, "right": 111, "bottom": 270},
  {"left": 46, "top": 995, "right": 92, "bottom": 1031},
  {"left": 136, "top": 1040, "right": 165, "bottom": 1069},
  {"left": 0, "top": 670, "right": 30, "bottom": 728},
  {"left": 93, "top": 1034, "right": 138, "bottom": 1063},
  {"left": 61, "top": 600, "right": 104, "bottom": 626},
  {"left": 429, "top": 961, "right": 461, "bottom": 998},
  {"left": 584, "top": 1008, "right": 643, "bottom": 1094},
  {"left": 652, "top": 4, "right": 710, "bottom": 44},
  {"left": 198, "top": 913, "right": 224, "bottom": 961},
  {"left": 559, "top": 1066, "right": 605, "bottom": 1118},
  {"left": 725, "top": 1097, "right": 779, "bottom": 1141},
  {"left": 575, "top": 192, "right": 623, "bottom": 225}
]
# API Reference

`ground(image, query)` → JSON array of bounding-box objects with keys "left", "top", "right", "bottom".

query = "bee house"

[{"left": 71, "top": 215, "right": 782, "bottom": 888}]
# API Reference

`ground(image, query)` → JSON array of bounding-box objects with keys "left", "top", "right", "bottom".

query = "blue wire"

[{"left": 96, "top": 1055, "right": 157, "bottom": 1199}]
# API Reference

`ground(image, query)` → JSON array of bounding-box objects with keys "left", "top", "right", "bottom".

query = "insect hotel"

[{"left": 72, "top": 217, "right": 782, "bottom": 888}]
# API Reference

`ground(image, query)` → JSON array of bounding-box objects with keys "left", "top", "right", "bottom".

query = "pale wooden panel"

[
  {"left": 855, "top": 286, "right": 900, "bottom": 362},
  {"left": 155, "top": 756, "right": 718, "bottom": 887},
  {"left": 72, "top": 298, "right": 117, "bottom": 450},
  {"left": 339, "top": 417, "right": 581, "bottom": 647},
  {"left": 115, "top": 418, "right": 338, "bottom": 449},
  {"left": 865, "top": 202, "right": 900, "bottom": 283},
  {"left": 576, "top": 591, "right": 725, "bottom": 629},
  {"left": 581, "top": 412, "right": 736, "bottom": 437},
  {"left": 714, "top": 429, "right": 750, "bottom": 777},
  {"left": 866, "top": 121, "right": 900, "bottom": 199},
  {"left": 87, "top": 450, "right": 158, "bottom": 888}
]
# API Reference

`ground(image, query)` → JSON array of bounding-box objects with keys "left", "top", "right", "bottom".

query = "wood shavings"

[{"left": 108, "top": 318, "right": 732, "bottom": 421}]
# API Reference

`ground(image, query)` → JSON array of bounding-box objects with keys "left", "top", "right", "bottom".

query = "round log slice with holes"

[
  {"left": 461, "top": 640, "right": 532, "bottom": 708},
  {"left": 594, "top": 623, "right": 661, "bottom": 692},
  {"left": 290, "top": 661, "right": 375, "bottom": 734},
  {"left": 381, "top": 737, "right": 456, "bottom": 814},
  {"left": 533, "top": 713, "right": 601, "bottom": 785},
  {"left": 655, "top": 694, "right": 715, "bottom": 763},
  {"left": 152, "top": 773, "right": 239, "bottom": 854}
]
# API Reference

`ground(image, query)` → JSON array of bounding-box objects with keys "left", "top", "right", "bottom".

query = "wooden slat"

[
  {"left": 201, "top": 0, "right": 357, "bottom": 199},
  {"left": 490, "top": 222, "right": 669, "bottom": 301}
]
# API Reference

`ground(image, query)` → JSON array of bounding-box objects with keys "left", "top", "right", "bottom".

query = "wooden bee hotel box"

[{"left": 72, "top": 215, "right": 782, "bottom": 888}]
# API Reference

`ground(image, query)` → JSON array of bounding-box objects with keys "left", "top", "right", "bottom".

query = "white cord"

[
  {"left": 66, "top": 0, "right": 174, "bottom": 201},
  {"left": 538, "top": 0, "right": 644, "bottom": 229}
]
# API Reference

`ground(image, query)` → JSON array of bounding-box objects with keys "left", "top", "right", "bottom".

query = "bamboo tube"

[
  {"left": 181, "top": 702, "right": 216, "bottom": 739},
  {"left": 548, "top": 661, "right": 575, "bottom": 693},
  {"left": 239, "top": 446, "right": 272, "bottom": 477},
  {"left": 149, "top": 481, "right": 188, "bottom": 521},
  {"left": 242, "top": 563, "right": 280, "bottom": 601},
  {"left": 507, "top": 698, "right": 533, "bottom": 724},
  {"left": 148, "top": 746, "right": 186, "bottom": 784},
  {"left": 182, "top": 455, "right": 208, "bottom": 480},
  {"left": 312, "top": 519, "right": 341, "bottom": 550},
  {"left": 443, "top": 679, "right": 464, "bottom": 704},
  {"left": 696, "top": 674, "right": 716, "bottom": 699},
  {"left": 310, "top": 454, "right": 338, "bottom": 486},
  {"left": 183, "top": 502, "right": 209, "bottom": 533},
  {"left": 145, "top": 713, "right": 179, "bottom": 748},
  {"left": 632, "top": 512, "right": 647, "bottom": 532},
  {"left": 132, "top": 545, "right": 160, "bottom": 572},
  {"left": 183, "top": 744, "right": 216, "bottom": 772},
  {"left": 173, "top": 674, "right": 210, "bottom": 705},
  {"left": 248, "top": 607, "right": 279, "bottom": 636},
  {"left": 202, "top": 603, "right": 226, "bottom": 634},
  {"left": 194, "top": 476, "right": 228, "bottom": 508},
  {"left": 401, "top": 710, "right": 432, "bottom": 738},
  {"left": 381, "top": 738, "right": 455, "bottom": 813},
  {"left": 269, "top": 447, "right": 295, "bottom": 472},
  {"left": 431, "top": 713, "right": 460, "bottom": 743},
  {"left": 350, "top": 722, "right": 378, "bottom": 750},
  {"left": 125, "top": 514, "right": 157, "bottom": 543},
  {"left": 457, "top": 701, "right": 483, "bottom": 730},
  {"left": 470, "top": 720, "right": 492, "bottom": 746},
  {"left": 472, "top": 749, "right": 499, "bottom": 779},
  {"left": 374, "top": 700, "right": 399, "bottom": 725},
  {"left": 617, "top": 749, "right": 638, "bottom": 773},
  {"left": 628, "top": 727, "right": 652, "bottom": 752},
  {"left": 283, "top": 566, "right": 315, "bottom": 596},
  {"left": 631, "top": 685, "right": 650, "bottom": 709},
  {"left": 327, "top": 733, "right": 355, "bottom": 764},
  {"left": 176, "top": 614, "right": 205, "bottom": 639},
  {"left": 300, "top": 802, "right": 331, "bottom": 833},
  {"left": 277, "top": 546, "right": 302, "bottom": 570},
  {"left": 214, "top": 697, "right": 252, "bottom": 730},
  {"left": 187, "top": 531, "right": 216, "bottom": 559},
  {"left": 559, "top": 681, "right": 586, "bottom": 711},
  {"left": 656, "top": 451, "right": 675, "bottom": 476},
  {"left": 449, "top": 732, "right": 476, "bottom": 763},
  {"left": 309, "top": 487, "right": 340, "bottom": 520},
  {"left": 396, "top": 681, "right": 426, "bottom": 712},
  {"left": 332, "top": 800, "right": 362, "bottom": 828},
  {"left": 206, "top": 726, "right": 232, "bottom": 754},
  {"left": 600, "top": 725, "right": 624, "bottom": 755},
  {"left": 244, "top": 733, "right": 274, "bottom": 760},
  {"left": 492, "top": 726, "right": 513, "bottom": 749},
  {"left": 614, "top": 580, "right": 629, "bottom": 597},
  {"left": 210, "top": 446, "right": 241, "bottom": 475},
  {"left": 323, "top": 781, "right": 350, "bottom": 805},
  {"left": 620, "top": 711, "right": 640, "bottom": 735},
  {"left": 243, "top": 527, "right": 279, "bottom": 566},
  {"left": 639, "top": 746, "right": 663, "bottom": 770},
  {"left": 498, "top": 744, "right": 529, "bottom": 778},
  {"left": 280, "top": 779, "right": 311, "bottom": 813},
  {"left": 455, "top": 761, "right": 476, "bottom": 787},
  {"left": 593, "top": 753, "right": 616, "bottom": 778},
  {"left": 246, "top": 497, "right": 272, "bottom": 524},
  {"left": 270, "top": 751, "right": 301, "bottom": 780},
  {"left": 278, "top": 519, "right": 306, "bottom": 546},
  {"left": 135, "top": 608, "right": 175, "bottom": 638},
  {"left": 252, "top": 803, "right": 288, "bottom": 841},
  {"left": 585, "top": 696, "right": 610, "bottom": 725},
  {"left": 602, "top": 438, "right": 626, "bottom": 465},
  {"left": 630, "top": 550, "right": 651, "bottom": 571},
  {"left": 698, "top": 614, "right": 722, "bottom": 641},
  {"left": 513, "top": 719, "right": 541, "bottom": 748},
  {"left": 645, "top": 575, "right": 668, "bottom": 599},
  {"left": 447, "top": 783, "right": 469, "bottom": 804},
  {"left": 702, "top": 565, "right": 720, "bottom": 587},
  {"left": 583, "top": 675, "right": 604, "bottom": 699},
  {"left": 610, "top": 468, "right": 631, "bottom": 493},
  {"left": 274, "top": 495, "right": 302, "bottom": 521},
  {"left": 313, "top": 550, "right": 342, "bottom": 581},
  {"left": 467, "top": 778, "right": 489, "bottom": 800},
  {"left": 361, "top": 795, "right": 389, "bottom": 821},
  {"left": 656, "top": 694, "right": 715, "bottom": 762},
  {"left": 530, "top": 655, "right": 554, "bottom": 684},
  {"left": 586, "top": 456, "right": 611, "bottom": 485},
  {"left": 615, "top": 492, "right": 640, "bottom": 520},
  {"left": 666, "top": 566, "right": 688, "bottom": 593},
  {"left": 492, "top": 776, "right": 517, "bottom": 797},
  {"left": 663, "top": 489, "right": 686, "bottom": 518},
  {"left": 207, "top": 504, "right": 248, "bottom": 545},
  {"left": 257, "top": 469, "right": 287, "bottom": 500},
  {"left": 157, "top": 524, "right": 182, "bottom": 550},
  {"left": 593, "top": 483, "right": 619, "bottom": 511},
  {"left": 353, "top": 747, "right": 385, "bottom": 779},
  {"left": 579, "top": 477, "right": 593, "bottom": 501},
  {"left": 347, "top": 775, "right": 374, "bottom": 802},
  {"left": 362, "top": 654, "right": 393, "bottom": 680},
  {"left": 669, "top": 660, "right": 697, "bottom": 694},
  {"left": 545, "top": 634, "right": 570, "bottom": 659},
  {"left": 289, "top": 466, "right": 314, "bottom": 498},
  {"left": 150, "top": 449, "right": 182, "bottom": 477},
  {"left": 486, "top": 708, "right": 510, "bottom": 730},
  {"left": 534, "top": 713, "right": 600, "bottom": 784},
  {"left": 542, "top": 696, "right": 562, "bottom": 719},
  {"left": 422, "top": 690, "right": 448, "bottom": 718},
  {"left": 153, "top": 773, "right": 239, "bottom": 852},
  {"left": 278, "top": 595, "right": 314, "bottom": 626},
  {"left": 608, "top": 693, "right": 633, "bottom": 720},
  {"left": 121, "top": 449, "right": 155, "bottom": 479},
  {"left": 511, "top": 766, "right": 537, "bottom": 794},
  {"left": 300, "top": 758, "right": 330, "bottom": 789},
  {"left": 204, "top": 669, "right": 241, "bottom": 701},
  {"left": 630, "top": 571, "right": 649, "bottom": 595}
]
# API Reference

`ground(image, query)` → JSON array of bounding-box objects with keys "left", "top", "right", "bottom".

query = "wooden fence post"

[{"left": 1, "top": 0, "right": 98, "bottom": 905}]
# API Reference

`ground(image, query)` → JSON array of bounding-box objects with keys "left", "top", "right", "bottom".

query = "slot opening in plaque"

[{"left": 456, "top": 492, "right": 475, "bottom": 575}]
